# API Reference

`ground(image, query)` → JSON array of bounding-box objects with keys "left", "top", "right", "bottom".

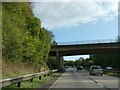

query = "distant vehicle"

[
  {"left": 65, "top": 66, "right": 68, "bottom": 68},
  {"left": 73, "top": 66, "right": 76, "bottom": 68},
  {"left": 106, "top": 67, "right": 113, "bottom": 70},
  {"left": 89, "top": 65, "right": 103, "bottom": 76},
  {"left": 77, "top": 66, "right": 83, "bottom": 71}
]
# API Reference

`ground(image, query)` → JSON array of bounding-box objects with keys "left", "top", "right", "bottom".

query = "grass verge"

[
  {"left": 105, "top": 72, "right": 120, "bottom": 77},
  {"left": 103, "top": 70, "right": 120, "bottom": 77}
]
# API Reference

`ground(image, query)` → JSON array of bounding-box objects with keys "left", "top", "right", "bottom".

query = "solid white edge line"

[{"left": 48, "top": 73, "right": 63, "bottom": 90}]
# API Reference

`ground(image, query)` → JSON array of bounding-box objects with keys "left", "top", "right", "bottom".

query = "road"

[{"left": 49, "top": 67, "right": 119, "bottom": 90}]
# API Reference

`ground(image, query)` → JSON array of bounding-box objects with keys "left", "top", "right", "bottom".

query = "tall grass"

[{"left": 2, "top": 60, "right": 34, "bottom": 79}]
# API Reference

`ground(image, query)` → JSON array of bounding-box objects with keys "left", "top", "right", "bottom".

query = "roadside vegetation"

[
  {"left": 103, "top": 70, "right": 120, "bottom": 77},
  {"left": 2, "top": 2, "right": 57, "bottom": 79}
]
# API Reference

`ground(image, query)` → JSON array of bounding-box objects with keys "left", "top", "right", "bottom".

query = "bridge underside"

[{"left": 50, "top": 48, "right": 119, "bottom": 56}]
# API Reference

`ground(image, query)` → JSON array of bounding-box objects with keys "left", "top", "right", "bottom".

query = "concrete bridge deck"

[{"left": 50, "top": 42, "right": 120, "bottom": 56}]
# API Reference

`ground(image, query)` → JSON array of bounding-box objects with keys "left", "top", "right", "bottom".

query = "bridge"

[{"left": 49, "top": 39, "right": 120, "bottom": 69}]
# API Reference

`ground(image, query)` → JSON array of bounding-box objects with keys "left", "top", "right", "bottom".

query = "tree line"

[{"left": 64, "top": 54, "right": 119, "bottom": 70}]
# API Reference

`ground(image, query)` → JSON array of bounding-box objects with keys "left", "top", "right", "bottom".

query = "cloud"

[{"left": 33, "top": 2, "right": 118, "bottom": 29}]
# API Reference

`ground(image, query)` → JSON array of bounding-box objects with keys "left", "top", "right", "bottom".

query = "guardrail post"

[
  {"left": 31, "top": 78, "right": 33, "bottom": 82},
  {"left": 50, "top": 71, "right": 52, "bottom": 75},
  {"left": 39, "top": 76, "right": 41, "bottom": 80},
  {"left": 17, "top": 82, "right": 21, "bottom": 87},
  {"left": 44, "top": 75, "right": 46, "bottom": 77}
]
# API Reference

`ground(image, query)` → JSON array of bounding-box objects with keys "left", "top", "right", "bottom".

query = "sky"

[{"left": 33, "top": 1, "right": 118, "bottom": 60}]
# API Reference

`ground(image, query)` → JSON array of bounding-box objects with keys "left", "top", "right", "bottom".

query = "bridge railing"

[{"left": 56, "top": 39, "right": 118, "bottom": 45}]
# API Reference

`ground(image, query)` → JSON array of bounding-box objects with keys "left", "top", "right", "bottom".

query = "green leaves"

[
  {"left": 2, "top": 2, "right": 52, "bottom": 72},
  {"left": 93, "top": 54, "right": 119, "bottom": 69},
  {"left": 26, "top": 17, "right": 40, "bottom": 37}
]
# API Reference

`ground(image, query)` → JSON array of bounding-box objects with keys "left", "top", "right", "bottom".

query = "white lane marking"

[
  {"left": 49, "top": 73, "right": 63, "bottom": 90},
  {"left": 88, "top": 77, "right": 104, "bottom": 87},
  {"left": 89, "top": 77, "right": 112, "bottom": 90},
  {"left": 97, "top": 82, "right": 104, "bottom": 87}
]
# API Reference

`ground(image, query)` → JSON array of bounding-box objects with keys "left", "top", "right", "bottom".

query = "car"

[
  {"left": 77, "top": 66, "right": 83, "bottom": 71},
  {"left": 89, "top": 65, "right": 103, "bottom": 76},
  {"left": 65, "top": 66, "right": 68, "bottom": 68},
  {"left": 106, "top": 67, "right": 113, "bottom": 70}
]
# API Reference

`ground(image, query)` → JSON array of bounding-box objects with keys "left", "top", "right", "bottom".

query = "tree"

[{"left": 2, "top": 2, "right": 53, "bottom": 72}]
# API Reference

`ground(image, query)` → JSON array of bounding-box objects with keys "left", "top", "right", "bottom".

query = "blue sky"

[
  {"left": 52, "top": 18, "right": 118, "bottom": 42},
  {"left": 33, "top": 1, "right": 118, "bottom": 60}
]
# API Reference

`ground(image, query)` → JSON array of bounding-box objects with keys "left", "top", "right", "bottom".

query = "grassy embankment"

[
  {"left": 2, "top": 60, "right": 34, "bottom": 79},
  {"left": 2, "top": 2, "right": 52, "bottom": 79}
]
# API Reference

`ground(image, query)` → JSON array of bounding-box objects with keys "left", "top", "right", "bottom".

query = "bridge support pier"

[{"left": 56, "top": 51, "right": 63, "bottom": 71}]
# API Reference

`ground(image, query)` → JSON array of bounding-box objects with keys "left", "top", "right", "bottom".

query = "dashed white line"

[
  {"left": 89, "top": 77, "right": 112, "bottom": 90},
  {"left": 97, "top": 82, "right": 104, "bottom": 87}
]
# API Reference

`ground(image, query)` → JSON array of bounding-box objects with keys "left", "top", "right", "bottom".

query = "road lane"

[
  {"left": 88, "top": 73, "right": 118, "bottom": 89},
  {"left": 49, "top": 67, "right": 114, "bottom": 89},
  {"left": 78, "top": 69, "right": 118, "bottom": 89}
]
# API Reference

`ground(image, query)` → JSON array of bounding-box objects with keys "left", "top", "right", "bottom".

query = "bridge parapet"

[{"left": 54, "top": 39, "right": 118, "bottom": 45}]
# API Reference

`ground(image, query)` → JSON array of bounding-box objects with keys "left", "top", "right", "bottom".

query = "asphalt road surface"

[{"left": 48, "top": 67, "right": 119, "bottom": 90}]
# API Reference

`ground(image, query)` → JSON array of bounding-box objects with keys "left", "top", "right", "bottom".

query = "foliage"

[
  {"left": 64, "top": 60, "right": 74, "bottom": 67},
  {"left": 51, "top": 40, "right": 58, "bottom": 45},
  {"left": 2, "top": 2, "right": 52, "bottom": 72},
  {"left": 63, "top": 53, "right": 120, "bottom": 71},
  {"left": 47, "top": 56, "right": 57, "bottom": 69},
  {"left": 92, "top": 54, "right": 120, "bottom": 70},
  {"left": 64, "top": 57, "right": 92, "bottom": 67}
]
